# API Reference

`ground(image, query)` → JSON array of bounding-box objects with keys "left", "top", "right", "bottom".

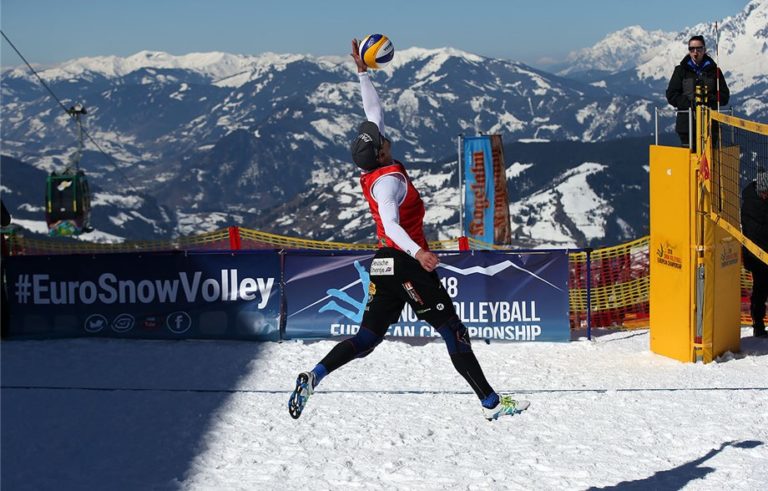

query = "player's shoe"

[
  {"left": 288, "top": 371, "right": 316, "bottom": 419},
  {"left": 482, "top": 394, "right": 530, "bottom": 420}
]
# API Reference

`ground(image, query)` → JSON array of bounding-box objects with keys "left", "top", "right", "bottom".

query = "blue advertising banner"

[
  {"left": 284, "top": 250, "right": 570, "bottom": 342},
  {"left": 5, "top": 251, "right": 282, "bottom": 340},
  {"left": 463, "top": 136, "right": 494, "bottom": 243}
]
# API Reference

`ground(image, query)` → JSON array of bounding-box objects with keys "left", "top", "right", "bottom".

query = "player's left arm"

[{"left": 374, "top": 176, "right": 439, "bottom": 272}]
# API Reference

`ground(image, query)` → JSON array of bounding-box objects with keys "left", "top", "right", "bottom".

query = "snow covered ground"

[{"left": 2, "top": 328, "right": 767, "bottom": 490}]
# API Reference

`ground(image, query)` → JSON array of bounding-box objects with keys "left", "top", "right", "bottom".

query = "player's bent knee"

[
  {"left": 351, "top": 326, "right": 384, "bottom": 358},
  {"left": 436, "top": 316, "right": 472, "bottom": 355}
]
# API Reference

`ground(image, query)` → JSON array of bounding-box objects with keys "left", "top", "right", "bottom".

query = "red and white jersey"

[{"left": 360, "top": 161, "right": 428, "bottom": 253}]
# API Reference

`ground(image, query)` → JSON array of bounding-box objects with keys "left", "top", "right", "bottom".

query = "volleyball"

[{"left": 359, "top": 34, "right": 394, "bottom": 69}]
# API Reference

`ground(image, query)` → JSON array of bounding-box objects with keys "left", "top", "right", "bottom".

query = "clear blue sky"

[{"left": 0, "top": 0, "right": 749, "bottom": 68}]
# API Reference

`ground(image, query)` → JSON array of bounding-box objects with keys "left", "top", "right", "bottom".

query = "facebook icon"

[{"left": 166, "top": 311, "right": 192, "bottom": 334}]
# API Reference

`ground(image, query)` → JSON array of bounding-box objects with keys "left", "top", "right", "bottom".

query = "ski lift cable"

[
  {"left": 1, "top": 30, "right": 72, "bottom": 115},
  {"left": 1, "top": 30, "right": 140, "bottom": 194}
]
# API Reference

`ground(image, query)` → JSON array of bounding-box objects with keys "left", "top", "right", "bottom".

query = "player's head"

[{"left": 350, "top": 121, "right": 391, "bottom": 171}]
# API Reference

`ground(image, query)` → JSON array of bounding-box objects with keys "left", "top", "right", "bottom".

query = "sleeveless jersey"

[{"left": 360, "top": 162, "right": 428, "bottom": 252}]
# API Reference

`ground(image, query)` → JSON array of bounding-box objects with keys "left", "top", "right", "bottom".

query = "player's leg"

[
  {"left": 398, "top": 256, "right": 528, "bottom": 419},
  {"left": 289, "top": 253, "right": 403, "bottom": 419}
]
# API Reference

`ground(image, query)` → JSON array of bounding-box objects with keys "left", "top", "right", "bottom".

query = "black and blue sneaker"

[{"left": 288, "top": 371, "right": 316, "bottom": 419}]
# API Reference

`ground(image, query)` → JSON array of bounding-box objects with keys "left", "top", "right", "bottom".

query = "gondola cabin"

[{"left": 45, "top": 170, "right": 92, "bottom": 236}]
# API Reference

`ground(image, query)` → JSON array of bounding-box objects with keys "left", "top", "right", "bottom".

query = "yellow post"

[
  {"left": 693, "top": 84, "right": 707, "bottom": 362},
  {"left": 703, "top": 220, "right": 742, "bottom": 359},
  {"left": 697, "top": 104, "right": 742, "bottom": 361},
  {"left": 649, "top": 145, "right": 695, "bottom": 362}
]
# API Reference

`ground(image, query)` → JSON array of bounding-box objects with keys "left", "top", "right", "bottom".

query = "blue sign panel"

[
  {"left": 5, "top": 251, "right": 282, "bottom": 340},
  {"left": 283, "top": 252, "right": 375, "bottom": 339},
  {"left": 284, "top": 250, "right": 570, "bottom": 342}
]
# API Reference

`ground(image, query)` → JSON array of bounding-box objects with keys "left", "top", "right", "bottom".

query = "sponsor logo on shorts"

[
  {"left": 370, "top": 258, "right": 395, "bottom": 276},
  {"left": 403, "top": 281, "right": 425, "bottom": 305},
  {"left": 436, "top": 303, "right": 445, "bottom": 311}
]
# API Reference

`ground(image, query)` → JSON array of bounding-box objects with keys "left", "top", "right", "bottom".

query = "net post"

[
  {"left": 458, "top": 236, "right": 469, "bottom": 251},
  {"left": 585, "top": 247, "right": 593, "bottom": 340},
  {"left": 457, "top": 134, "right": 464, "bottom": 238},
  {"left": 228, "top": 226, "right": 242, "bottom": 251}
]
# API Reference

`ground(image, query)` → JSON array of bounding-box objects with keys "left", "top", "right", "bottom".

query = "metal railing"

[{"left": 654, "top": 107, "right": 734, "bottom": 150}]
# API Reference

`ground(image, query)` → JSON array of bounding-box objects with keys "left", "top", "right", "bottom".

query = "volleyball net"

[{"left": 709, "top": 110, "right": 768, "bottom": 267}]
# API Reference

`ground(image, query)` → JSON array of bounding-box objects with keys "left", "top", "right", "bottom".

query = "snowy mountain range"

[
  {"left": 1, "top": 0, "right": 766, "bottom": 248},
  {"left": 562, "top": 0, "right": 768, "bottom": 114}
]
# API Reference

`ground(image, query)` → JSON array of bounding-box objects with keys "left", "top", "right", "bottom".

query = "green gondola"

[{"left": 45, "top": 104, "right": 93, "bottom": 236}]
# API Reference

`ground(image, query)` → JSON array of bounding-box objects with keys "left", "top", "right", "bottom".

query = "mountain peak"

[
  {"left": 633, "top": 0, "right": 768, "bottom": 89},
  {"left": 556, "top": 0, "right": 766, "bottom": 99},
  {"left": 561, "top": 26, "right": 676, "bottom": 75}
]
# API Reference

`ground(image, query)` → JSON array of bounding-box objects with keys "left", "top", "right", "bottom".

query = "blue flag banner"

[
  {"left": 463, "top": 136, "right": 495, "bottom": 243},
  {"left": 284, "top": 250, "right": 570, "bottom": 342},
  {"left": 5, "top": 251, "right": 282, "bottom": 340}
]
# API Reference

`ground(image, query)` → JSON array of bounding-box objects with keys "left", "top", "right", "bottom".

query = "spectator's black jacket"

[
  {"left": 741, "top": 181, "right": 768, "bottom": 271},
  {"left": 666, "top": 54, "right": 730, "bottom": 135}
]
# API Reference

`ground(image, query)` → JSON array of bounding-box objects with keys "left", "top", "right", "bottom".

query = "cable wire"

[{"left": 1, "top": 29, "right": 140, "bottom": 193}]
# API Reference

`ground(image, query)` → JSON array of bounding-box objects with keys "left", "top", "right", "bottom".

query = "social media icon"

[
  {"left": 84, "top": 314, "right": 108, "bottom": 333},
  {"left": 166, "top": 311, "right": 192, "bottom": 334},
  {"left": 112, "top": 314, "right": 135, "bottom": 333}
]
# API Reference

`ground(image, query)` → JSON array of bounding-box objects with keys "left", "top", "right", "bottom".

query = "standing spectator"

[
  {"left": 741, "top": 171, "right": 768, "bottom": 338},
  {"left": 666, "top": 35, "right": 729, "bottom": 148}
]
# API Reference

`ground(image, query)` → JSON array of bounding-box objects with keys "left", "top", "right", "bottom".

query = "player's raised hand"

[{"left": 351, "top": 39, "right": 367, "bottom": 73}]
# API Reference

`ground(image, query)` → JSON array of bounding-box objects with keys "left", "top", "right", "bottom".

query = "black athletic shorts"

[{"left": 362, "top": 247, "right": 456, "bottom": 336}]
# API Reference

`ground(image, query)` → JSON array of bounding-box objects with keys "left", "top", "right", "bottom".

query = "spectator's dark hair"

[{"left": 688, "top": 35, "right": 706, "bottom": 46}]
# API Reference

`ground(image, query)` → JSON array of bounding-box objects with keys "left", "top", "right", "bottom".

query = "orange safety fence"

[
  {"left": 569, "top": 237, "right": 651, "bottom": 329},
  {"left": 467, "top": 235, "right": 652, "bottom": 329},
  {"left": 1, "top": 227, "right": 761, "bottom": 328},
  {"left": 740, "top": 267, "right": 768, "bottom": 327}
]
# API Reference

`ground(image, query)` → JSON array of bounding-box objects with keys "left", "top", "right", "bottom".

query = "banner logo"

[
  {"left": 15, "top": 270, "right": 274, "bottom": 307},
  {"left": 167, "top": 311, "right": 192, "bottom": 334},
  {"left": 300, "top": 260, "right": 371, "bottom": 323},
  {"left": 111, "top": 313, "right": 135, "bottom": 333},
  {"left": 656, "top": 242, "right": 683, "bottom": 270},
  {"left": 84, "top": 314, "right": 108, "bottom": 333},
  {"left": 720, "top": 242, "right": 739, "bottom": 268}
]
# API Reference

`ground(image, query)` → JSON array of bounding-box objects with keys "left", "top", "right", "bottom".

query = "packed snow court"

[{"left": 2, "top": 329, "right": 768, "bottom": 489}]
